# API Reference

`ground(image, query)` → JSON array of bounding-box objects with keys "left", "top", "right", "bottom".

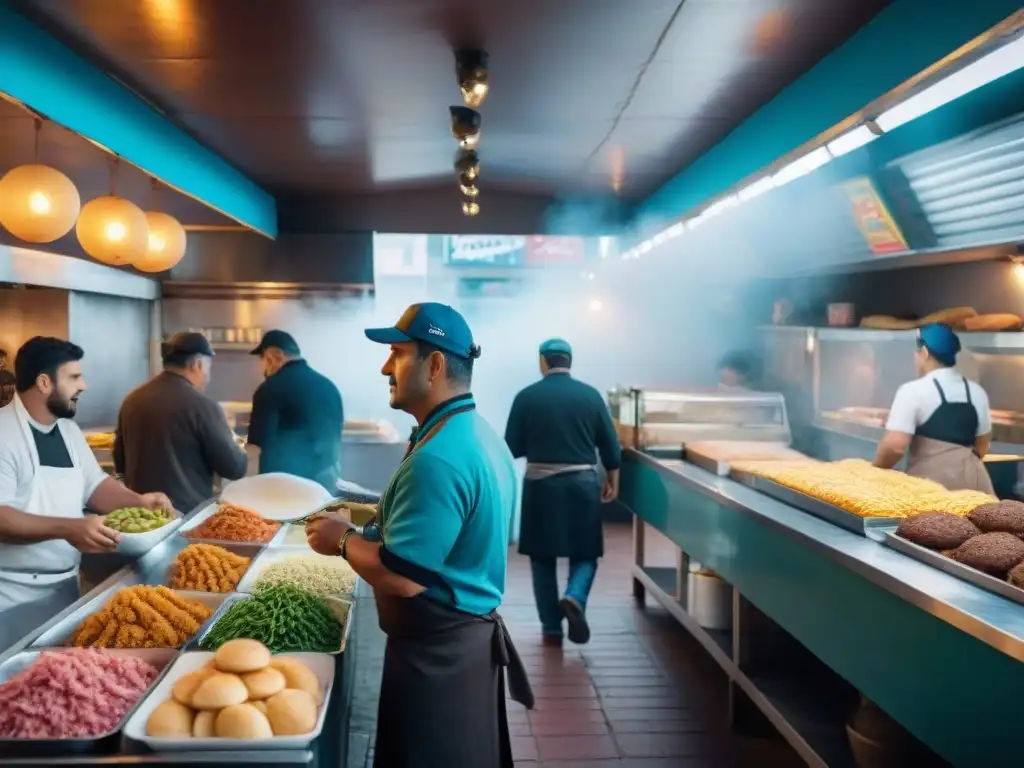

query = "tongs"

[{"left": 290, "top": 499, "right": 378, "bottom": 533}]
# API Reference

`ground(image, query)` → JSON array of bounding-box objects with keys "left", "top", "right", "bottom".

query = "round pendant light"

[
  {"left": 0, "top": 164, "right": 81, "bottom": 243},
  {"left": 76, "top": 195, "right": 149, "bottom": 266},
  {"left": 135, "top": 211, "right": 187, "bottom": 273}
]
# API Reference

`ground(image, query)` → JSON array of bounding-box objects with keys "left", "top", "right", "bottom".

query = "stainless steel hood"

[{"left": 0, "top": 245, "right": 159, "bottom": 300}]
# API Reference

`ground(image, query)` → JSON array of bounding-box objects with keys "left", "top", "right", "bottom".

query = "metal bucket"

[{"left": 686, "top": 571, "right": 732, "bottom": 631}]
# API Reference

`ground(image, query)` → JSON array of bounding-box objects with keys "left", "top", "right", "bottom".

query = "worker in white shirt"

[
  {"left": 0, "top": 337, "right": 172, "bottom": 651},
  {"left": 873, "top": 323, "right": 994, "bottom": 493}
]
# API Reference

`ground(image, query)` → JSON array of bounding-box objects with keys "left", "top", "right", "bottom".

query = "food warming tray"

[
  {"left": 235, "top": 547, "right": 357, "bottom": 600},
  {"left": 885, "top": 532, "right": 1024, "bottom": 607},
  {"left": 30, "top": 584, "right": 230, "bottom": 649},
  {"left": 190, "top": 592, "right": 353, "bottom": 655},
  {"left": 683, "top": 441, "right": 809, "bottom": 477},
  {"left": 178, "top": 502, "right": 287, "bottom": 548},
  {"left": 729, "top": 469, "right": 902, "bottom": 537},
  {"left": 122, "top": 651, "right": 335, "bottom": 751},
  {"left": 0, "top": 647, "right": 177, "bottom": 757}
]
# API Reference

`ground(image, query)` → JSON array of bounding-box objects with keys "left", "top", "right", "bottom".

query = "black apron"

[
  {"left": 373, "top": 402, "right": 534, "bottom": 768},
  {"left": 906, "top": 378, "right": 994, "bottom": 494},
  {"left": 518, "top": 469, "right": 603, "bottom": 560}
]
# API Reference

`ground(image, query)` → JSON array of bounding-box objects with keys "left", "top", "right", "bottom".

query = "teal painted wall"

[
  {"left": 634, "top": 0, "right": 1024, "bottom": 234},
  {"left": 622, "top": 455, "right": 1024, "bottom": 767},
  {"left": 0, "top": 3, "right": 277, "bottom": 237}
]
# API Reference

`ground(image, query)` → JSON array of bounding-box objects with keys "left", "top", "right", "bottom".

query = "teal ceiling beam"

[
  {"left": 0, "top": 2, "right": 277, "bottom": 238},
  {"left": 633, "top": 0, "right": 1024, "bottom": 235}
]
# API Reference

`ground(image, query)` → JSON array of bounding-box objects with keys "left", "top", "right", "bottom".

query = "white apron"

[{"left": 0, "top": 400, "right": 85, "bottom": 627}]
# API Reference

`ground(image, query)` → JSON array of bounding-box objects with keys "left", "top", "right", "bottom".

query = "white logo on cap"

[{"left": 428, "top": 325, "right": 445, "bottom": 337}]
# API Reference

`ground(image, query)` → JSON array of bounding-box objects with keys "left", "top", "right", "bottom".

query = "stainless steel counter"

[{"left": 639, "top": 452, "right": 1024, "bottom": 662}]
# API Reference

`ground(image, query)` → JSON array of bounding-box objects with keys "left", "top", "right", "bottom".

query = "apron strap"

[
  {"left": 963, "top": 378, "right": 973, "bottom": 405},
  {"left": 491, "top": 612, "right": 535, "bottom": 710},
  {"left": 932, "top": 379, "right": 947, "bottom": 404}
]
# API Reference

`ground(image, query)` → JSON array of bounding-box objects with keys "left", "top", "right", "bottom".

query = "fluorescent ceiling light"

[
  {"left": 663, "top": 222, "right": 684, "bottom": 238},
  {"left": 702, "top": 195, "right": 739, "bottom": 219},
  {"left": 826, "top": 124, "right": 880, "bottom": 157},
  {"left": 772, "top": 146, "right": 832, "bottom": 187},
  {"left": 876, "top": 35, "right": 1024, "bottom": 132},
  {"left": 737, "top": 176, "right": 776, "bottom": 202}
]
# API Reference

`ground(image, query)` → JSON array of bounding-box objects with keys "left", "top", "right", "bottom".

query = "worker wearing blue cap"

[
  {"left": 505, "top": 338, "right": 621, "bottom": 646},
  {"left": 873, "top": 323, "right": 994, "bottom": 492},
  {"left": 306, "top": 302, "right": 532, "bottom": 768}
]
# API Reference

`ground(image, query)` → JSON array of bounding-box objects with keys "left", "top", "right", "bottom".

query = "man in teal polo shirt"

[{"left": 306, "top": 302, "right": 531, "bottom": 768}]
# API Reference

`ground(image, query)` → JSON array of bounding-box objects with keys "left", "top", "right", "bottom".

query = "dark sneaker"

[
  {"left": 559, "top": 596, "right": 590, "bottom": 645},
  {"left": 541, "top": 634, "right": 563, "bottom": 648}
]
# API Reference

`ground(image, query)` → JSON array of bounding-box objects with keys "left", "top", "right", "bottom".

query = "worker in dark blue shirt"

[
  {"left": 247, "top": 330, "right": 343, "bottom": 493},
  {"left": 505, "top": 338, "right": 621, "bottom": 646},
  {"left": 306, "top": 303, "right": 532, "bottom": 767}
]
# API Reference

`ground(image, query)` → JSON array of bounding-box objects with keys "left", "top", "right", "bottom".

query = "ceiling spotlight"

[
  {"left": 455, "top": 49, "right": 489, "bottom": 108},
  {"left": 455, "top": 149, "right": 480, "bottom": 179},
  {"left": 450, "top": 106, "right": 482, "bottom": 149},
  {"left": 458, "top": 172, "right": 479, "bottom": 197},
  {"left": 463, "top": 200, "right": 480, "bottom": 216}
]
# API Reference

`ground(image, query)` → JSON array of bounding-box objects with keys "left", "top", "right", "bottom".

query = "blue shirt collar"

[{"left": 411, "top": 393, "right": 475, "bottom": 445}]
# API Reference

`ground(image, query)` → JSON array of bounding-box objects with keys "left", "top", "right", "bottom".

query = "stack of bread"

[{"left": 145, "top": 639, "right": 320, "bottom": 740}]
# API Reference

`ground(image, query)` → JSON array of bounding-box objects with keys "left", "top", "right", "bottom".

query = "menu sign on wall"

[
  {"left": 446, "top": 236, "right": 526, "bottom": 267},
  {"left": 841, "top": 177, "right": 909, "bottom": 255},
  {"left": 524, "top": 236, "right": 585, "bottom": 264}
]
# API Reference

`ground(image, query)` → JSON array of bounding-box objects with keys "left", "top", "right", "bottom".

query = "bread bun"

[
  {"left": 250, "top": 700, "right": 268, "bottom": 715},
  {"left": 241, "top": 666, "right": 286, "bottom": 700},
  {"left": 146, "top": 700, "right": 194, "bottom": 737},
  {"left": 172, "top": 667, "right": 216, "bottom": 706},
  {"left": 191, "top": 673, "right": 249, "bottom": 710},
  {"left": 266, "top": 688, "right": 318, "bottom": 735},
  {"left": 192, "top": 710, "right": 216, "bottom": 738},
  {"left": 268, "top": 657, "right": 320, "bottom": 699},
  {"left": 214, "top": 639, "right": 272, "bottom": 674},
  {"left": 215, "top": 703, "right": 274, "bottom": 739}
]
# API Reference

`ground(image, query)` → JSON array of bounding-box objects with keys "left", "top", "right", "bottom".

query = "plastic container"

[{"left": 112, "top": 508, "right": 184, "bottom": 556}]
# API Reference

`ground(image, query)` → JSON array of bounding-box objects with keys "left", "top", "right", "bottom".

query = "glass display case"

[{"left": 608, "top": 386, "right": 791, "bottom": 449}]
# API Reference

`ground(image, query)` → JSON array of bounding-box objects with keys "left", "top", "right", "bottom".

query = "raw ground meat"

[{"left": 0, "top": 648, "right": 158, "bottom": 738}]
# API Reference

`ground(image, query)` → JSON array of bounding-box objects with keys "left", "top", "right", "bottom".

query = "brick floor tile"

[
  {"left": 530, "top": 719, "right": 612, "bottom": 737},
  {"left": 615, "top": 733, "right": 726, "bottom": 758},
  {"left": 536, "top": 734, "right": 620, "bottom": 761},
  {"left": 529, "top": 709, "right": 607, "bottom": 725},
  {"left": 512, "top": 736, "right": 539, "bottom": 761}
]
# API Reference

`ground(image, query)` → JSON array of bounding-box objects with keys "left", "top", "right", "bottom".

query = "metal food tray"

[
  {"left": 235, "top": 546, "right": 357, "bottom": 599},
  {"left": 885, "top": 532, "right": 1024, "bottom": 607},
  {"left": 730, "top": 470, "right": 902, "bottom": 537},
  {"left": 191, "top": 591, "right": 353, "bottom": 655},
  {"left": 30, "top": 583, "right": 230, "bottom": 649},
  {"left": 0, "top": 647, "right": 177, "bottom": 757},
  {"left": 177, "top": 501, "right": 287, "bottom": 548},
  {"left": 162, "top": 541, "right": 265, "bottom": 592}
]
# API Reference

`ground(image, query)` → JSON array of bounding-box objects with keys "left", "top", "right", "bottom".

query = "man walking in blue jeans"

[{"left": 505, "top": 339, "right": 621, "bottom": 646}]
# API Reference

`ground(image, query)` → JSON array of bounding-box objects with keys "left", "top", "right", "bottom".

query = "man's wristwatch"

[{"left": 339, "top": 529, "right": 356, "bottom": 560}]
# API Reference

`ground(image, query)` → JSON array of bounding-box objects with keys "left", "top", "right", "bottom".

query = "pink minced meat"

[{"left": 0, "top": 648, "right": 158, "bottom": 738}]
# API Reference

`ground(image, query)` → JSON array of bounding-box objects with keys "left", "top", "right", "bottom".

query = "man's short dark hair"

[
  {"left": 542, "top": 351, "right": 572, "bottom": 370},
  {"left": 415, "top": 340, "right": 473, "bottom": 388},
  {"left": 15, "top": 337, "right": 84, "bottom": 393},
  {"left": 163, "top": 352, "right": 204, "bottom": 369}
]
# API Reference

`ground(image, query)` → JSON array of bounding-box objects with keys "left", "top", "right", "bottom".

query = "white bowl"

[
  {"left": 112, "top": 508, "right": 184, "bottom": 556},
  {"left": 220, "top": 473, "right": 332, "bottom": 522}
]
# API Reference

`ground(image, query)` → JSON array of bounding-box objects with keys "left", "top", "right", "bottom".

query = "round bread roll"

[
  {"left": 241, "top": 666, "right": 286, "bottom": 700},
  {"left": 214, "top": 639, "right": 272, "bottom": 674},
  {"left": 215, "top": 703, "right": 274, "bottom": 739},
  {"left": 250, "top": 700, "right": 268, "bottom": 715},
  {"left": 191, "top": 673, "right": 249, "bottom": 710},
  {"left": 266, "top": 688, "right": 318, "bottom": 735},
  {"left": 193, "top": 710, "right": 216, "bottom": 738},
  {"left": 268, "top": 657, "right": 320, "bottom": 699},
  {"left": 172, "top": 667, "right": 217, "bottom": 706},
  {"left": 146, "top": 700, "right": 194, "bottom": 737}
]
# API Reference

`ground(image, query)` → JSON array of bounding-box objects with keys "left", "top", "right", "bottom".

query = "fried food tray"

[
  {"left": 683, "top": 442, "right": 807, "bottom": 477},
  {"left": 885, "top": 532, "right": 1024, "bottom": 607},
  {"left": 729, "top": 470, "right": 901, "bottom": 537},
  {"left": 0, "top": 647, "right": 177, "bottom": 757}
]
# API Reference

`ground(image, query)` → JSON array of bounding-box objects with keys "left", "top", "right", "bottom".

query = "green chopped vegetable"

[
  {"left": 199, "top": 584, "right": 342, "bottom": 653},
  {"left": 104, "top": 507, "right": 171, "bottom": 534}
]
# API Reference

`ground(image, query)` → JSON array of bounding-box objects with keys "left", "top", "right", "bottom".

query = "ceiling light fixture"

[
  {"left": 876, "top": 34, "right": 1024, "bottom": 132},
  {"left": 450, "top": 106, "right": 482, "bottom": 150},
  {"left": 76, "top": 157, "right": 149, "bottom": 266},
  {"left": 462, "top": 200, "right": 480, "bottom": 216},
  {"left": 455, "top": 49, "right": 490, "bottom": 108},
  {"left": 772, "top": 146, "right": 832, "bottom": 187},
  {"left": 455, "top": 150, "right": 480, "bottom": 179},
  {"left": 826, "top": 123, "right": 881, "bottom": 157}
]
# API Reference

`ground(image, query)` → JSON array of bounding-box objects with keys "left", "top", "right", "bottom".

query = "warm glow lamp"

[
  {"left": 135, "top": 211, "right": 187, "bottom": 273},
  {"left": 0, "top": 164, "right": 81, "bottom": 243},
  {"left": 76, "top": 195, "right": 149, "bottom": 266}
]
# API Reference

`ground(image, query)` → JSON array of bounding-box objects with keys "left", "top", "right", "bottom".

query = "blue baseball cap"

[
  {"left": 365, "top": 303, "right": 479, "bottom": 359},
  {"left": 539, "top": 338, "right": 572, "bottom": 357},
  {"left": 917, "top": 323, "right": 960, "bottom": 366}
]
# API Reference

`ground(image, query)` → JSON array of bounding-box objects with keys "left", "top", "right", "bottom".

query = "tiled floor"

[{"left": 347, "top": 522, "right": 804, "bottom": 767}]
